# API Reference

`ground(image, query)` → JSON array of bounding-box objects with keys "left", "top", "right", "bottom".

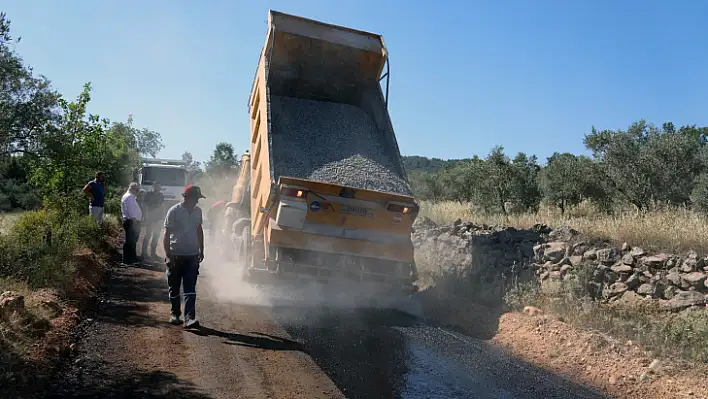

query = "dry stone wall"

[
  {"left": 534, "top": 240, "right": 708, "bottom": 310},
  {"left": 412, "top": 217, "right": 551, "bottom": 305},
  {"left": 412, "top": 217, "right": 708, "bottom": 311}
]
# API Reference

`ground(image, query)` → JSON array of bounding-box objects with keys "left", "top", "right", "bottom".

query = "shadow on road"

[
  {"left": 50, "top": 358, "right": 211, "bottom": 399},
  {"left": 133, "top": 259, "right": 167, "bottom": 273},
  {"left": 89, "top": 267, "right": 170, "bottom": 328},
  {"left": 187, "top": 326, "right": 304, "bottom": 351}
]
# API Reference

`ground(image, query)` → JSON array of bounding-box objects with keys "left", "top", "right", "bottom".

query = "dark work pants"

[
  {"left": 141, "top": 219, "right": 161, "bottom": 257},
  {"left": 166, "top": 255, "right": 200, "bottom": 320},
  {"left": 122, "top": 219, "right": 139, "bottom": 264}
]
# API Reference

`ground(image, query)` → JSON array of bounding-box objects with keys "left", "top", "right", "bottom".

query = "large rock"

[
  {"left": 560, "top": 264, "right": 573, "bottom": 277},
  {"left": 625, "top": 273, "right": 641, "bottom": 290},
  {"left": 616, "top": 290, "right": 644, "bottom": 307},
  {"left": 666, "top": 270, "right": 682, "bottom": 286},
  {"left": 543, "top": 242, "right": 567, "bottom": 263},
  {"left": 569, "top": 255, "right": 583, "bottom": 266},
  {"left": 596, "top": 248, "right": 618, "bottom": 265},
  {"left": 641, "top": 254, "right": 667, "bottom": 270},
  {"left": 621, "top": 253, "right": 635, "bottom": 266},
  {"left": 663, "top": 290, "right": 706, "bottom": 310},
  {"left": 666, "top": 255, "right": 682, "bottom": 270},
  {"left": 680, "top": 258, "right": 699, "bottom": 273},
  {"left": 630, "top": 247, "right": 646, "bottom": 258},
  {"left": 0, "top": 291, "right": 25, "bottom": 321},
  {"left": 583, "top": 249, "right": 598, "bottom": 261},
  {"left": 666, "top": 270, "right": 690, "bottom": 290},
  {"left": 681, "top": 272, "right": 707, "bottom": 289},
  {"left": 548, "top": 226, "right": 580, "bottom": 242},
  {"left": 606, "top": 282, "right": 629, "bottom": 298},
  {"left": 663, "top": 285, "right": 679, "bottom": 300},
  {"left": 611, "top": 264, "right": 633, "bottom": 274},
  {"left": 637, "top": 283, "right": 656, "bottom": 296}
]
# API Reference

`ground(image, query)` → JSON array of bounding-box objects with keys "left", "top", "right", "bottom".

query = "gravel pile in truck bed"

[{"left": 269, "top": 95, "right": 413, "bottom": 197}]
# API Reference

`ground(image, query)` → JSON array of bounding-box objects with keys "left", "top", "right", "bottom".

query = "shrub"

[{"left": 0, "top": 210, "right": 109, "bottom": 290}]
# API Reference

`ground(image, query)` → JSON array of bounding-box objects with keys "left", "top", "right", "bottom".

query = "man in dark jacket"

[{"left": 141, "top": 182, "right": 165, "bottom": 259}]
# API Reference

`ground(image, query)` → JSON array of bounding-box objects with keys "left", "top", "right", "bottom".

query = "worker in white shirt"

[{"left": 121, "top": 182, "right": 143, "bottom": 265}]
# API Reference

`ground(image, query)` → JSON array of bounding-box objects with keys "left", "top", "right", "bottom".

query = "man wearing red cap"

[{"left": 163, "top": 184, "right": 206, "bottom": 328}]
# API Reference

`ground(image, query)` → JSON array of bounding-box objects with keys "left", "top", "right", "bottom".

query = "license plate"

[{"left": 339, "top": 204, "right": 375, "bottom": 218}]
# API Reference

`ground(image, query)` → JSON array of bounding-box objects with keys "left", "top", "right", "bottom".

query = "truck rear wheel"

[{"left": 238, "top": 226, "right": 252, "bottom": 281}]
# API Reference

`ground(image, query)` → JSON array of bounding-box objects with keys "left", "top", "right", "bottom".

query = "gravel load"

[{"left": 269, "top": 95, "right": 413, "bottom": 197}]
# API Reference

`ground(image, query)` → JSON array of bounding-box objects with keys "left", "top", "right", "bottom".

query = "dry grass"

[
  {"left": 0, "top": 212, "right": 24, "bottom": 234},
  {"left": 418, "top": 200, "right": 708, "bottom": 362},
  {"left": 420, "top": 201, "right": 708, "bottom": 254},
  {"left": 504, "top": 273, "right": 708, "bottom": 363}
]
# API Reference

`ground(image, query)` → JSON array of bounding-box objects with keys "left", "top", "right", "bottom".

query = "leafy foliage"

[
  {"left": 204, "top": 142, "right": 239, "bottom": 176},
  {"left": 408, "top": 120, "right": 708, "bottom": 215},
  {"left": 181, "top": 151, "right": 204, "bottom": 183},
  {"left": 0, "top": 12, "right": 163, "bottom": 216},
  {"left": 0, "top": 13, "right": 61, "bottom": 157}
]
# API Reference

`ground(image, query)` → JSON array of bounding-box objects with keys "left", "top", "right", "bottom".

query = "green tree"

[
  {"left": 30, "top": 83, "right": 157, "bottom": 215},
  {"left": 0, "top": 12, "right": 61, "bottom": 156},
  {"left": 0, "top": 155, "right": 41, "bottom": 210},
  {"left": 108, "top": 115, "right": 164, "bottom": 158},
  {"left": 182, "top": 151, "right": 203, "bottom": 183},
  {"left": 475, "top": 146, "right": 515, "bottom": 214},
  {"left": 510, "top": 152, "right": 541, "bottom": 213},
  {"left": 205, "top": 142, "right": 238, "bottom": 177},
  {"left": 585, "top": 121, "right": 659, "bottom": 210},
  {"left": 408, "top": 170, "right": 445, "bottom": 202},
  {"left": 540, "top": 153, "right": 588, "bottom": 214},
  {"left": 690, "top": 173, "right": 708, "bottom": 214},
  {"left": 585, "top": 120, "right": 708, "bottom": 210}
]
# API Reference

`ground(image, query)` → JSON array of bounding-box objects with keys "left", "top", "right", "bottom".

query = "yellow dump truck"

[{"left": 225, "top": 10, "right": 419, "bottom": 295}]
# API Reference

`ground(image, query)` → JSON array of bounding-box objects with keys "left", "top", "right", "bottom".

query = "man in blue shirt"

[{"left": 83, "top": 171, "right": 106, "bottom": 226}]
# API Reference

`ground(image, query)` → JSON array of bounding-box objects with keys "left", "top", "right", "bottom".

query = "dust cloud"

[{"left": 196, "top": 189, "right": 422, "bottom": 320}]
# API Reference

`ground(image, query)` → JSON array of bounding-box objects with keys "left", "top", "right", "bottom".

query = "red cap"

[{"left": 182, "top": 184, "right": 206, "bottom": 199}]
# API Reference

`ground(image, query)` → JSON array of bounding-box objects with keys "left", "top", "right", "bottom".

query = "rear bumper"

[
  {"left": 249, "top": 263, "right": 419, "bottom": 294},
  {"left": 249, "top": 247, "right": 418, "bottom": 294},
  {"left": 267, "top": 224, "right": 415, "bottom": 263}
]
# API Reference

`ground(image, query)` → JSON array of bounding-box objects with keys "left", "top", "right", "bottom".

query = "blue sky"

[{"left": 4, "top": 0, "right": 708, "bottom": 165}]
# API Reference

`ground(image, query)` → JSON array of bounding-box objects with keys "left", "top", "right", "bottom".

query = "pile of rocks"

[
  {"left": 533, "top": 240, "right": 708, "bottom": 310},
  {"left": 412, "top": 217, "right": 551, "bottom": 304}
]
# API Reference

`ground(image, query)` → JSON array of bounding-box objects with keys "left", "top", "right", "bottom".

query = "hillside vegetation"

[{"left": 403, "top": 121, "right": 708, "bottom": 221}]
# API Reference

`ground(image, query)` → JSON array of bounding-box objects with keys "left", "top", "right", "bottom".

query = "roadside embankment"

[
  {"left": 0, "top": 210, "right": 120, "bottom": 398},
  {"left": 411, "top": 216, "right": 708, "bottom": 399}
]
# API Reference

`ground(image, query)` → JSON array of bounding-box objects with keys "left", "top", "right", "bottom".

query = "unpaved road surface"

[{"left": 45, "top": 254, "right": 609, "bottom": 399}]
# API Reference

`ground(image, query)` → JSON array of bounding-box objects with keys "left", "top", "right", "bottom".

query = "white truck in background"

[{"left": 136, "top": 158, "right": 188, "bottom": 207}]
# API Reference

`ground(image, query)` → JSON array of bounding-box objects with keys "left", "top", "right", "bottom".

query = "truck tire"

[{"left": 238, "top": 226, "right": 252, "bottom": 281}]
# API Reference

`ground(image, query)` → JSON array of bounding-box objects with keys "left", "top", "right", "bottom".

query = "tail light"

[
  {"left": 281, "top": 187, "right": 308, "bottom": 198},
  {"left": 387, "top": 203, "right": 418, "bottom": 214}
]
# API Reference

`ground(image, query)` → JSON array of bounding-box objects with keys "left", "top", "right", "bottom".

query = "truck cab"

[{"left": 136, "top": 158, "right": 188, "bottom": 207}]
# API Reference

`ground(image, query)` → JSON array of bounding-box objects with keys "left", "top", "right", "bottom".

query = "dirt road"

[{"left": 46, "top": 254, "right": 609, "bottom": 399}]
